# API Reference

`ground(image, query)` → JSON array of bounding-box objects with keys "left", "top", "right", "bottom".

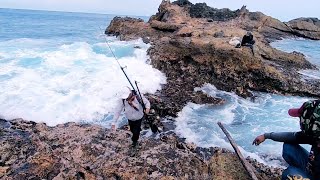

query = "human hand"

[
  {"left": 144, "top": 108, "right": 150, "bottom": 114},
  {"left": 252, "top": 134, "right": 265, "bottom": 146}
]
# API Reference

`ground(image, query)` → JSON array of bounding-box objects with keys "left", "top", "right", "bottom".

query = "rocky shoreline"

[
  {"left": 1, "top": 0, "right": 320, "bottom": 179},
  {"left": 0, "top": 119, "right": 283, "bottom": 179},
  {"left": 106, "top": 0, "right": 320, "bottom": 116},
  {"left": 105, "top": 0, "right": 320, "bottom": 179}
]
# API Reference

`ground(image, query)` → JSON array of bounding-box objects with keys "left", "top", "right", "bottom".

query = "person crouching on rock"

[
  {"left": 253, "top": 100, "right": 320, "bottom": 180},
  {"left": 241, "top": 31, "right": 255, "bottom": 55},
  {"left": 112, "top": 87, "right": 150, "bottom": 154}
]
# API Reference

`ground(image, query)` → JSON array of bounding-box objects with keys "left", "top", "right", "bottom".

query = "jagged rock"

[
  {"left": 150, "top": 20, "right": 182, "bottom": 32},
  {"left": 172, "top": 0, "right": 193, "bottom": 6},
  {"left": 189, "top": 3, "right": 240, "bottom": 21},
  {"left": 213, "top": 30, "right": 225, "bottom": 38},
  {"left": 106, "top": 16, "right": 153, "bottom": 41},
  {"left": 3, "top": 1, "right": 320, "bottom": 180},
  {"left": 104, "top": 2, "right": 320, "bottom": 177},
  {"left": 0, "top": 167, "right": 10, "bottom": 177},
  {"left": 106, "top": 0, "right": 320, "bottom": 102},
  {"left": 176, "top": 26, "right": 193, "bottom": 37},
  {"left": 287, "top": 18, "right": 320, "bottom": 40},
  {"left": 0, "top": 119, "right": 282, "bottom": 179}
]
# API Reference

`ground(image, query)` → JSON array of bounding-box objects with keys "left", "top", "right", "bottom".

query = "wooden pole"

[{"left": 217, "top": 122, "right": 259, "bottom": 180}]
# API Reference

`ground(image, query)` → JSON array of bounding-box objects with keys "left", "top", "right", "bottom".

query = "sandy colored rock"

[
  {"left": 106, "top": 0, "right": 320, "bottom": 115},
  {"left": 0, "top": 119, "right": 282, "bottom": 179},
  {"left": 0, "top": 166, "right": 10, "bottom": 177}
]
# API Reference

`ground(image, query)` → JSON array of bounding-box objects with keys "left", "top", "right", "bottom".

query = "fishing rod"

[
  {"left": 100, "top": 28, "right": 147, "bottom": 106},
  {"left": 100, "top": 28, "right": 158, "bottom": 133},
  {"left": 99, "top": 27, "right": 138, "bottom": 94},
  {"left": 134, "top": 81, "right": 146, "bottom": 109}
]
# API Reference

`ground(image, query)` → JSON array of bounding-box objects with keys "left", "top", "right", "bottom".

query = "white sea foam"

[
  {"left": 0, "top": 38, "right": 166, "bottom": 126},
  {"left": 298, "top": 70, "right": 320, "bottom": 80},
  {"left": 175, "top": 83, "right": 312, "bottom": 167}
]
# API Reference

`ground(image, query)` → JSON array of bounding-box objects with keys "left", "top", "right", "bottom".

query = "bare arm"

[{"left": 112, "top": 99, "right": 124, "bottom": 130}]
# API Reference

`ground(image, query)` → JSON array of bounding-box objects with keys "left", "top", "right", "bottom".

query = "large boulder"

[{"left": 286, "top": 18, "right": 320, "bottom": 40}]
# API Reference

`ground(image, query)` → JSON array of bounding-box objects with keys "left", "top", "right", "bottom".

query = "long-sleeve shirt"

[
  {"left": 113, "top": 95, "right": 150, "bottom": 121},
  {"left": 264, "top": 132, "right": 320, "bottom": 179}
]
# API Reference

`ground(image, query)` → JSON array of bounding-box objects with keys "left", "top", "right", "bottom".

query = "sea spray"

[
  {"left": 175, "top": 83, "right": 310, "bottom": 167},
  {"left": 0, "top": 38, "right": 166, "bottom": 126}
]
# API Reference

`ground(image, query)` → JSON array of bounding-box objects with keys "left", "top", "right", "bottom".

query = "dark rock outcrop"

[
  {"left": 188, "top": 3, "right": 239, "bottom": 21},
  {"left": 173, "top": 1, "right": 240, "bottom": 22}
]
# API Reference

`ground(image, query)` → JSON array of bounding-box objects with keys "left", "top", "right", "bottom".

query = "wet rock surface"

[
  {"left": 0, "top": 119, "right": 282, "bottom": 179},
  {"left": 104, "top": 0, "right": 320, "bottom": 179},
  {"left": 286, "top": 18, "right": 320, "bottom": 40},
  {"left": 106, "top": 0, "right": 320, "bottom": 107},
  {"left": 2, "top": 1, "right": 320, "bottom": 179}
]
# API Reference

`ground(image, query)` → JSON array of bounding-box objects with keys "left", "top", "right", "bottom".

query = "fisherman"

[
  {"left": 112, "top": 87, "right": 150, "bottom": 156},
  {"left": 241, "top": 31, "right": 255, "bottom": 55},
  {"left": 253, "top": 100, "right": 320, "bottom": 180}
]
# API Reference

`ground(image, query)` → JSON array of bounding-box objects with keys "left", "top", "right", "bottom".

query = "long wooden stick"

[{"left": 217, "top": 122, "right": 259, "bottom": 180}]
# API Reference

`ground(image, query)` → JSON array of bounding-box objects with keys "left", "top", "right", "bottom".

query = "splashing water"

[{"left": 0, "top": 9, "right": 166, "bottom": 126}]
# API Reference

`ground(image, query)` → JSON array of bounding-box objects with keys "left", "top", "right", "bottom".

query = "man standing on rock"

[
  {"left": 253, "top": 100, "right": 320, "bottom": 180},
  {"left": 112, "top": 87, "right": 150, "bottom": 156}
]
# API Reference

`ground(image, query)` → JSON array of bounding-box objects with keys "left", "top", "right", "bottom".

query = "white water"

[
  {"left": 271, "top": 38, "right": 320, "bottom": 80},
  {"left": 174, "top": 39, "right": 320, "bottom": 167},
  {"left": 1, "top": 9, "right": 319, "bottom": 168},
  {"left": 175, "top": 84, "right": 312, "bottom": 167},
  {"left": 0, "top": 38, "right": 166, "bottom": 126}
]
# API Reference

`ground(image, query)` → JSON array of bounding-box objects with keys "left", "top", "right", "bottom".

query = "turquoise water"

[
  {"left": 175, "top": 39, "right": 320, "bottom": 167},
  {"left": 0, "top": 8, "right": 166, "bottom": 126},
  {"left": 271, "top": 38, "right": 320, "bottom": 79},
  {"left": 0, "top": 8, "right": 110, "bottom": 43},
  {"left": 271, "top": 38, "right": 320, "bottom": 66},
  {"left": 1, "top": 8, "right": 319, "bottom": 167}
]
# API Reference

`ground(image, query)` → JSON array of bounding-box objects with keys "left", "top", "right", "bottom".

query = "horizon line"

[{"left": 0, "top": 7, "right": 151, "bottom": 18}]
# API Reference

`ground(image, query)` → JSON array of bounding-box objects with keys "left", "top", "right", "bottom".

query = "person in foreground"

[
  {"left": 253, "top": 100, "right": 320, "bottom": 180},
  {"left": 112, "top": 87, "right": 150, "bottom": 156}
]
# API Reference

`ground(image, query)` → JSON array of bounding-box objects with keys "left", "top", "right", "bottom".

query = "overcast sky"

[{"left": 0, "top": 0, "right": 319, "bottom": 21}]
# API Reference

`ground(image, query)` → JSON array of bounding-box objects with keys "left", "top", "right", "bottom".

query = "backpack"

[{"left": 300, "top": 100, "right": 320, "bottom": 140}]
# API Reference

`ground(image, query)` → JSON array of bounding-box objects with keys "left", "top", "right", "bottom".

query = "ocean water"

[
  {"left": 271, "top": 38, "right": 320, "bottom": 80},
  {"left": 175, "top": 39, "right": 320, "bottom": 167},
  {"left": 1, "top": 8, "right": 319, "bottom": 167},
  {"left": 0, "top": 8, "right": 166, "bottom": 126}
]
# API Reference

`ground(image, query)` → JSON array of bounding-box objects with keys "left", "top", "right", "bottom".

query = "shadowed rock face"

[
  {"left": 0, "top": 119, "right": 282, "bottom": 179},
  {"left": 173, "top": 0, "right": 240, "bottom": 21},
  {"left": 106, "top": 0, "right": 320, "bottom": 116}
]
